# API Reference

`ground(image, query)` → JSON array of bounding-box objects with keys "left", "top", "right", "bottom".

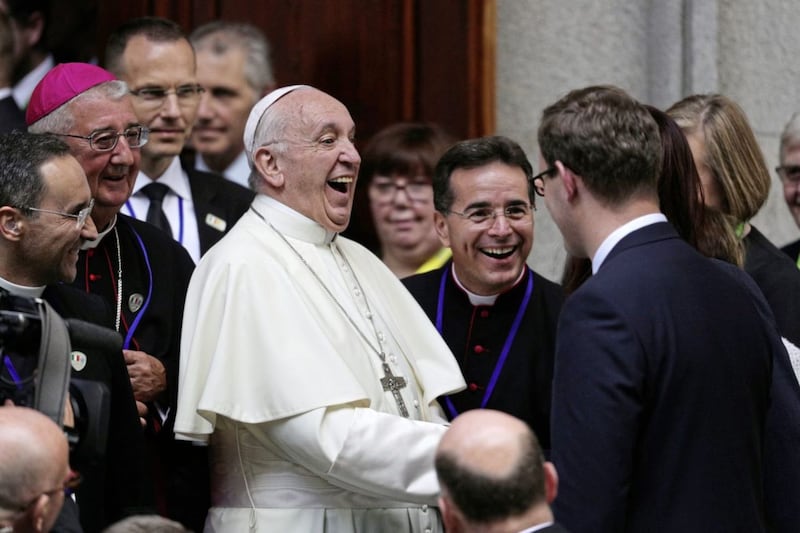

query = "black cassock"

[
  {"left": 403, "top": 263, "right": 563, "bottom": 451},
  {"left": 71, "top": 214, "right": 209, "bottom": 532}
]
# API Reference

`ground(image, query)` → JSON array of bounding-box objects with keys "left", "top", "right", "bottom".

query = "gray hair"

[
  {"left": 780, "top": 112, "right": 800, "bottom": 163},
  {"left": 190, "top": 21, "right": 275, "bottom": 94},
  {"left": 28, "top": 80, "right": 130, "bottom": 134},
  {"left": 247, "top": 94, "right": 298, "bottom": 190}
]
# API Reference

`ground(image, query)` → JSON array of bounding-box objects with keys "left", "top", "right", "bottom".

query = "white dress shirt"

[
  {"left": 592, "top": 213, "right": 667, "bottom": 274},
  {"left": 123, "top": 157, "right": 201, "bottom": 263},
  {"left": 13, "top": 54, "right": 54, "bottom": 109},
  {"left": 195, "top": 150, "right": 251, "bottom": 189}
]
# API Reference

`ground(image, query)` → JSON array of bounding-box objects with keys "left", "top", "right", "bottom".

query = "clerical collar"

[
  {"left": 255, "top": 195, "right": 337, "bottom": 245},
  {"left": 450, "top": 264, "right": 527, "bottom": 306},
  {"left": 0, "top": 275, "right": 45, "bottom": 298},
  {"left": 81, "top": 214, "right": 117, "bottom": 250}
]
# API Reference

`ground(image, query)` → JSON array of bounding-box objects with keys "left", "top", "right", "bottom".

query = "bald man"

[
  {"left": 0, "top": 406, "right": 71, "bottom": 533},
  {"left": 435, "top": 410, "right": 568, "bottom": 533}
]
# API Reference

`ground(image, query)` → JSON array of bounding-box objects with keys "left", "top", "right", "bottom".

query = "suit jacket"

[
  {"left": 70, "top": 215, "right": 209, "bottom": 531},
  {"left": 403, "top": 264, "right": 563, "bottom": 451},
  {"left": 779, "top": 237, "right": 800, "bottom": 263},
  {"left": 185, "top": 165, "right": 254, "bottom": 255},
  {"left": 744, "top": 226, "right": 800, "bottom": 347},
  {"left": 43, "top": 284, "right": 153, "bottom": 532},
  {"left": 551, "top": 222, "right": 780, "bottom": 533},
  {"left": 0, "top": 94, "right": 26, "bottom": 134}
]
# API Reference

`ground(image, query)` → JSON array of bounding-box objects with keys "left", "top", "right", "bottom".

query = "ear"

[
  {"left": 555, "top": 161, "right": 579, "bottom": 202},
  {"left": 30, "top": 493, "right": 49, "bottom": 532},
  {"left": 438, "top": 494, "right": 462, "bottom": 533},
  {"left": 543, "top": 461, "right": 559, "bottom": 504},
  {"left": 253, "top": 145, "right": 284, "bottom": 189},
  {"left": 434, "top": 211, "right": 450, "bottom": 247},
  {"left": 0, "top": 206, "right": 24, "bottom": 241},
  {"left": 22, "top": 11, "right": 45, "bottom": 48}
]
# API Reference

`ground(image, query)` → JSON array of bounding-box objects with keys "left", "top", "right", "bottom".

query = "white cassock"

[{"left": 175, "top": 194, "right": 466, "bottom": 532}]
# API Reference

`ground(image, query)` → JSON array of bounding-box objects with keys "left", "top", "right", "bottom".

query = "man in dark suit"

[
  {"left": 0, "top": 132, "right": 153, "bottom": 531},
  {"left": 105, "top": 17, "right": 254, "bottom": 263},
  {"left": 404, "top": 135, "right": 563, "bottom": 451},
  {"left": 26, "top": 63, "right": 208, "bottom": 531},
  {"left": 435, "top": 409, "right": 568, "bottom": 533},
  {"left": 536, "top": 86, "right": 788, "bottom": 532},
  {"left": 0, "top": 95, "right": 24, "bottom": 133}
]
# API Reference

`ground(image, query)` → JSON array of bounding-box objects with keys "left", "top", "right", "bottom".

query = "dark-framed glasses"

[
  {"left": 21, "top": 198, "right": 94, "bottom": 229},
  {"left": 53, "top": 126, "right": 149, "bottom": 152},
  {"left": 448, "top": 203, "right": 534, "bottom": 227},
  {"left": 776, "top": 165, "right": 800, "bottom": 183},
  {"left": 530, "top": 167, "right": 555, "bottom": 197},
  {"left": 130, "top": 84, "right": 205, "bottom": 109},
  {"left": 369, "top": 177, "right": 433, "bottom": 203}
]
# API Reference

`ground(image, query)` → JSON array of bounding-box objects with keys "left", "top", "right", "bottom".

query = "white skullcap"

[{"left": 243, "top": 84, "right": 312, "bottom": 168}]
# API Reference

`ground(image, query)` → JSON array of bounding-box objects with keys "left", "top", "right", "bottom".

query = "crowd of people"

[{"left": 1, "top": 8, "right": 800, "bottom": 533}]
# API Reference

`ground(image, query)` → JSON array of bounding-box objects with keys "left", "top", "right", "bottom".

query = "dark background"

[{"left": 54, "top": 0, "right": 496, "bottom": 250}]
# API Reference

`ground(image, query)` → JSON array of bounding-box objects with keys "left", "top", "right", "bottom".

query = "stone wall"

[{"left": 496, "top": 0, "right": 800, "bottom": 281}]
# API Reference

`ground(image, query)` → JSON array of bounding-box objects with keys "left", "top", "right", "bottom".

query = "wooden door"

[{"left": 94, "top": 0, "right": 495, "bottom": 250}]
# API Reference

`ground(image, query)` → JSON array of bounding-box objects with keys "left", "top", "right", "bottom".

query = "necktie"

[{"left": 141, "top": 182, "right": 173, "bottom": 235}]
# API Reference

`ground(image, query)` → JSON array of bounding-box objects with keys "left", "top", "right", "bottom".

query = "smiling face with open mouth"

[
  {"left": 271, "top": 89, "right": 361, "bottom": 232},
  {"left": 435, "top": 161, "right": 534, "bottom": 296},
  {"left": 64, "top": 96, "right": 142, "bottom": 230}
]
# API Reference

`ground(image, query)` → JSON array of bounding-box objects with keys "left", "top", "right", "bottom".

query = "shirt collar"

[
  {"left": 81, "top": 214, "right": 117, "bottom": 250},
  {"left": 195, "top": 150, "right": 252, "bottom": 189},
  {"left": 0, "top": 275, "right": 45, "bottom": 298},
  {"left": 254, "top": 194, "right": 337, "bottom": 245},
  {"left": 133, "top": 157, "right": 191, "bottom": 200},
  {"left": 517, "top": 522, "right": 555, "bottom": 533},
  {"left": 592, "top": 213, "right": 667, "bottom": 274},
  {"left": 450, "top": 263, "right": 528, "bottom": 306},
  {"left": 12, "top": 54, "right": 55, "bottom": 109}
]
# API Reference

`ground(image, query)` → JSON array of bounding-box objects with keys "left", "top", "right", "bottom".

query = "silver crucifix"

[{"left": 380, "top": 362, "right": 409, "bottom": 417}]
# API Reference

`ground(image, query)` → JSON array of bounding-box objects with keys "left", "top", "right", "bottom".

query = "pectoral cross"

[{"left": 381, "top": 362, "right": 409, "bottom": 417}]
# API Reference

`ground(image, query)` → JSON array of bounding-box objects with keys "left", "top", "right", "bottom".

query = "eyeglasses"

[
  {"left": 20, "top": 198, "right": 94, "bottom": 229},
  {"left": 53, "top": 126, "right": 149, "bottom": 152},
  {"left": 776, "top": 165, "right": 800, "bottom": 183},
  {"left": 130, "top": 84, "right": 205, "bottom": 109},
  {"left": 369, "top": 177, "right": 432, "bottom": 203},
  {"left": 530, "top": 167, "right": 555, "bottom": 197},
  {"left": 448, "top": 203, "right": 534, "bottom": 226}
]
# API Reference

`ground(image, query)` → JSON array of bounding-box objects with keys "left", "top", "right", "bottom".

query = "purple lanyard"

[
  {"left": 436, "top": 266, "right": 534, "bottom": 418},
  {"left": 122, "top": 224, "right": 154, "bottom": 350},
  {"left": 125, "top": 196, "right": 185, "bottom": 244}
]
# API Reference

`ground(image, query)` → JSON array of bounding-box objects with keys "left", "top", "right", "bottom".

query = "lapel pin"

[{"left": 205, "top": 213, "right": 227, "bottom": 233}]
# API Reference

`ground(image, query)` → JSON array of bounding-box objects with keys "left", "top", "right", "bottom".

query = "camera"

[{"left": 0, "top": 288, "right": 112, "bottom": 472}]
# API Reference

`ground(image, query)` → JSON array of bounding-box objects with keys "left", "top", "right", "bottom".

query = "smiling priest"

[{"left": 174, "top": 85, "right": 466, "bottom": 532}]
